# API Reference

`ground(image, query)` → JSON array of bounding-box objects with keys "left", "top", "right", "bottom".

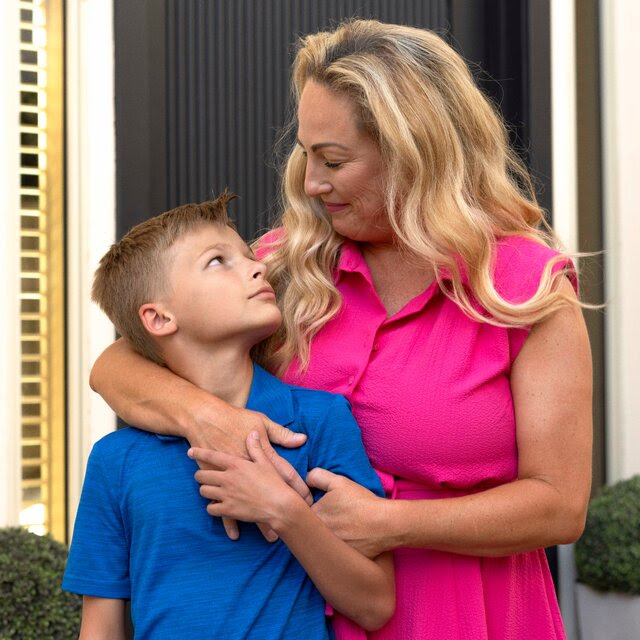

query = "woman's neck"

[{"left": 361, "top": 242, "right": 436, "bottom": 317}]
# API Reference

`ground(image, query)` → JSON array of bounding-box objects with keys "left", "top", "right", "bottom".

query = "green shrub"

[
  {"left": 575, "top": 475, "right": 640, "bottom": 594},
  {"left": 0, "top": 527, "right": 81, "bottom": 639}
]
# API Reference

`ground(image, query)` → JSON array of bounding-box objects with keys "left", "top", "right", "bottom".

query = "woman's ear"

[{"left": 139, "top": 303, "right": 178, "bottom": 337}]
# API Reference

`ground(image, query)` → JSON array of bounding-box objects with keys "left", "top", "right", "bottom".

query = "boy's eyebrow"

[
  {"left": 198, "top": 243, "right": 228, "bottom": 259},
  {"left": 198, "top": 243, "right": 256, "bottom": 260},
  {"left": 296, "top": 139, "right": 349, "bottom": 153}
]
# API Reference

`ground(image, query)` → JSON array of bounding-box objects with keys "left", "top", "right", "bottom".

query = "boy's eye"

[{"left": 207, "top": 256, "right": 223, "bottom": 266}]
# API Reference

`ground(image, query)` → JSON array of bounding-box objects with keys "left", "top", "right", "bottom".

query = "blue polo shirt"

[{"left": 63, "top": 364, "right": 383, "bottom": 639}]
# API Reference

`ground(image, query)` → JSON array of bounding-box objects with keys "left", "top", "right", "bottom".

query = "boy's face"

[{"left": 162, "top": 223, "right": 282, "bottom": 347}]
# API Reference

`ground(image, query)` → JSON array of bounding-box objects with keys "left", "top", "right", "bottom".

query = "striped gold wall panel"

[{"left": 18, "top": 0, "right": 65, "bottom": 541}]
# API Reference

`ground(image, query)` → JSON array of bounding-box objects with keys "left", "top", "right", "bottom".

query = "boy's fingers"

[
  {"left": 264, "top": 420, "right": 307, "bottom": 448},
  {"left": 251, "top": 432, "right": 313, "bottom": 506},
  {"left": 194, "top": 468, "right": 223, "bottom": 486},
  {"left": 306, "top": 467, "right": 340, "bottom": 492},
  {"left": 257, "top": 522, "right": 279, "bottom": 543},
  {"left": 264, "top": 449, "right": 313, "bottom": 506},
  {"left": 222, "top": 517, "right": 239, "bottom": 540},
  {"left": 188, "top": 446, "right": 233, "bottom": 470}
]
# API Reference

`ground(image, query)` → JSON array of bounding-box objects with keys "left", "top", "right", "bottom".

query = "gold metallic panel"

[{"left": 18, "top": 0, "right": 65, "bottom": 542}]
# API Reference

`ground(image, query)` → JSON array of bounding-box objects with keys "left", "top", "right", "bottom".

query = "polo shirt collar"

[
  {"left": 155, "top": 363, "right": 294, "bottom": 441},
  {"left": 335, "top": 240, "right": 371, "bottom": 283},
  {"left": 336, "top": 239, "right": 470, "bottom": 287},
  {"left": 245, "top": 363, "right": 295, "bottom": 427}
]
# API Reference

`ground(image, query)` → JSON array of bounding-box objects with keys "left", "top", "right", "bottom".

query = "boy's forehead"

[{"left": 172, "top": 223, "right": 249, "bottom": 256}]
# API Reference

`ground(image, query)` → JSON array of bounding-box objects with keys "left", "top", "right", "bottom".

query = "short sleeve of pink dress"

[{"left": 261, "top": 231, "right": 575, "bottom": 640}]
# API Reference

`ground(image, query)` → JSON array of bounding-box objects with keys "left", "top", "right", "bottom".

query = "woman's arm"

[
  {"left": 190, "top": 435, "right": 395, "bottom": 631},
  {"left": 308, "top": 277, "right": 593, "bottom": 558},
  {"left": 79, "top": 597, "right": 126, "bottom": 640},
  {"left": 91, "top": 338, "right": 305, "bottom": 454}
]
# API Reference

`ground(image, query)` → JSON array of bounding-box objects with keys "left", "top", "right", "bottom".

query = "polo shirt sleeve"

[
  {"left": 308, "top": 394, "right": 385, "bottom": 499},
  {"left": 62, "top": 437, "right": 131, "bottom": 599},
  {"left": 492, "top": 235, "right": 578, "bottom": 363}
]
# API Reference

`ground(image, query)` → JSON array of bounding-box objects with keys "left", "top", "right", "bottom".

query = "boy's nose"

[{"left": 252, "top": 260, "right": 267, "bottom": 279}]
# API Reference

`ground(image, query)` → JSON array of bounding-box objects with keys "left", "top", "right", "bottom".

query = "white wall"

[
  {"left": 601, "top": 0, "right": 640, "bottom": 483},
  {"left": 0, "top": 2, "right": 22, "bottom": 528},
  {"left": 66, "top": 0, "right": 117, "bottom": 532},
  {"left": 550, "top": 3, "right": 579, "bottom": 637}
]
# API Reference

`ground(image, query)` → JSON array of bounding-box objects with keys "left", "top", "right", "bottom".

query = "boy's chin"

[{"left": 249, "top": 315, "right": 282, "bottom": 345}]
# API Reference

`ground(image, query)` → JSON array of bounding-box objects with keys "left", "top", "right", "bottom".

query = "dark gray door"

[{"left": 114, "top": 0, "right": 549, "bottom": 240}]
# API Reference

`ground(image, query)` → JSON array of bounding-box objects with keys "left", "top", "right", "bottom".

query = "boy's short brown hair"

[{"left": 92, "top": 191, "right": 236, "bottom": 364}]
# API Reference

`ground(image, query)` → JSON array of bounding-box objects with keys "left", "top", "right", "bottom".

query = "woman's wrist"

[
  {"left": 178, "top": 385, "right": 230, "bottom": 444},
  {"left": 374, "top": 497, "right": 409, "bottom": 554}
]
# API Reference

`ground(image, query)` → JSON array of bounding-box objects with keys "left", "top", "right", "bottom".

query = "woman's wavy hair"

[{"left": 256, "top": 19, "right": 576, "bottom": 374}]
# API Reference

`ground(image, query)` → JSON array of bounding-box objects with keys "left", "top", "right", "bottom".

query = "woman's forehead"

[{"left": 297, "top": 81, "right": 359, "bottom": 140}]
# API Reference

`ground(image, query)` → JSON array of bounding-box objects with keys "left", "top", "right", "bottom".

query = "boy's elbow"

[{"left": 357, "top": 590, "right": 395, "bottom": 631}]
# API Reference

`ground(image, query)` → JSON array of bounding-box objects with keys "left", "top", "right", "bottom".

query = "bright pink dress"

[{"left": 264, "top": 234, "right": 575, "bottom": 639}]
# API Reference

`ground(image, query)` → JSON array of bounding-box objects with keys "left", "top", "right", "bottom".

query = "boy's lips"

[
  {"left": 249, "top": 285, "right": 276, "bottom": 300},
  {"left": 323, "top": 202, "right": 348, "bottom": 214}
]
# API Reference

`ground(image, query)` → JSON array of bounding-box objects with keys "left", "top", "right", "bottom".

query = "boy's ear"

[{"left": 139, "top": 303, "right": 178, "bottom": 337}]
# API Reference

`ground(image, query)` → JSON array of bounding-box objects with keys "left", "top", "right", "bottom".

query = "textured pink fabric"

[{"left": 263, "top": 233, "right": 575, "bottom": 639}]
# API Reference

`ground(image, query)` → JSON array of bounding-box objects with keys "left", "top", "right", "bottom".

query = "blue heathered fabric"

[{"left": 63, "top": 364, "right": 383, "bottom": 639}]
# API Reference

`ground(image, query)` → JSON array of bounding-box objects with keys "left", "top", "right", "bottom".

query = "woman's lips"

[{"left": 323, "top": 202, "right": 348, "bottom": 214}]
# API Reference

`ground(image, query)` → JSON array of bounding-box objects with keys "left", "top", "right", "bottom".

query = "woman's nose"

[{"left": 304, "top": 161, "right": 332, "bottom": 198}]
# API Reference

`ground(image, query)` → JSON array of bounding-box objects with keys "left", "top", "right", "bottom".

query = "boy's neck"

[{"left": 164, "top": 342, "right": 255, "bottom": 408}]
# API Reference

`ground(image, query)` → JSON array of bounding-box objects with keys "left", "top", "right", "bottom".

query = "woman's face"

[{"left": 297, "top": 81, "right": 393, "bottom": 243}]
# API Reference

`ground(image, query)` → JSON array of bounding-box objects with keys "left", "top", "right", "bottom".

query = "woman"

[{"left": 91, "top": 19, "right": 592, "bottom": 639}]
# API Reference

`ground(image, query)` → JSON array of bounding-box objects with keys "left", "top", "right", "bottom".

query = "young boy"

[{"left": 63, "top": 193, "right": 394, "bottom": 639}]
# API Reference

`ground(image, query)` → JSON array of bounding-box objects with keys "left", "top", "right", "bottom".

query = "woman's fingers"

[
  {"left": 306, "top": 467, "right": 342, "bottom": 493},
  {"left": 263, "top": 418, "right": 307, "bottom": 448},
  {"left": 246, "top": 431, "right": 267, "bottom": 462}
]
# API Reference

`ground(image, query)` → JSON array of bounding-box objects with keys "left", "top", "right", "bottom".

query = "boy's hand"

[
  {"left": 188, "top": 405, "right": 311, "bottom": 541},
  {"left": 189, "top": 433, "right": 309, "bottom": 536}
]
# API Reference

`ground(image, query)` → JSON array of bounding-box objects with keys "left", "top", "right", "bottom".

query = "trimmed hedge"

[
  {"left": 575, "top": 475, "right": 640, "bottom": 594},
  {"left": 0, "top": 527, "right": 81, "bottom": 639}
]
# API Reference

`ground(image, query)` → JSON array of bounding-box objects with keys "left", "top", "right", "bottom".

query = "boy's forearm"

[
  {"left": 79, "top": 596, "right": 126, "bottom": 640},
  {"left": 273, "top": 500, "right": 395, "bottom": 631}
]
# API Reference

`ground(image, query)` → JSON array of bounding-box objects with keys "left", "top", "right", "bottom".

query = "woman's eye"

[
  {"left": 207, "top": 256, "right": 223, "bottom": 266},
  {"left": 325, "top": 161, "right": 342, "bottom": 169}
]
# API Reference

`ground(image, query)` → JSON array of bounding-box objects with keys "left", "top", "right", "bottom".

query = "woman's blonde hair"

[{"left": 257, "top": 19, "right": 575, "bottom": 374}]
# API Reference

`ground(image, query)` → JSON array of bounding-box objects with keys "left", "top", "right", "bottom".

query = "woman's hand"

[
  {"left": 189, "top": 433, "right": 307, "bottom": 529},
  {"left": 306, "top": 468, "right": 389, "bottom": 559},
  {"left": 188, "top": 401, "right": 307, "bottom": 458}
]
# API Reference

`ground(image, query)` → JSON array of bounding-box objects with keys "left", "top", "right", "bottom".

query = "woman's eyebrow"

[{"left": 296, "top": 139, "right": 349, "bottom": 152}]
